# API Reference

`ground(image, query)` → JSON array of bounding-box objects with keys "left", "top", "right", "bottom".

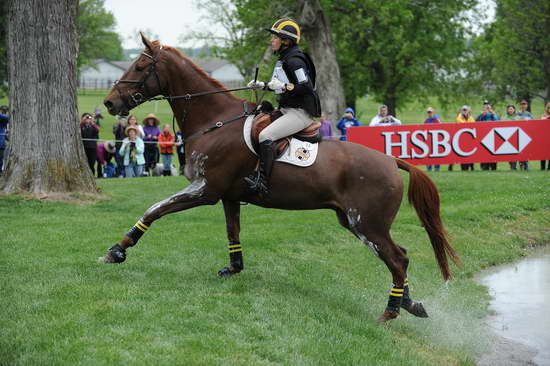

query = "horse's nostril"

[{"left": 104, "top": 100, "right": 114, "bottom": 110}]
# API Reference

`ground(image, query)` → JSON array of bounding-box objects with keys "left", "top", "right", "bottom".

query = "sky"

[
  {"left": 104, "top": 0, "right": 496, "bottom": 49},
  {"left": 103, "top": 0, "right": 224, "bottom": 49}
]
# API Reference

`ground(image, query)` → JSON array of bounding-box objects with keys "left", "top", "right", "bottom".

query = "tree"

[
  {"left": 0, "top": 1, "right": 7, "bottom": 98},
  {"left": 326, "top": 0, "right": 478, "bottom": 116},
  {"left": 1, "top": 0, "right": 97, "bottom": 195},
  {"left": 475, "top": 0, "right": 550, "bottom": 104},
  {"left": 77, "top": 0, "right": 123, "bottom": 68},
  {"left": 297, "top": 0, "right": 345, "bottom": 122},
  {"left": 190, "top": 0, "right": 346, "bottom": 123}
]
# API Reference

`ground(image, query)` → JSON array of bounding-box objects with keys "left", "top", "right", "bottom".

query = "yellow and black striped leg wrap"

[
  {"left": 228, "top": 241, "right": 243, "bottom": 271},
  {"left": 386, "top": 286, "right": 404, "bottom": 312},
  {"left": 126, "top": 220, "right": 150, "bottom": 245}
]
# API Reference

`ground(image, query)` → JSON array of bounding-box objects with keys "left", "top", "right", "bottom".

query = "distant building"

[
  {"left": 79, "top": 58, "right": 244, "bottom": 89},
  {"left": 79, "top": 60, "right": 132, "bottom": 89}
]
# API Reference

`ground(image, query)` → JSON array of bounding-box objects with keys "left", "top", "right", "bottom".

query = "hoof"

[
  {"left": 377, "top": 309, "right": 399, "bottom": 323},
  {"left": 98, "top": 244, "right": 126, "bottom": 263},
  {"left": 402, "top": 301, "right": 429, "bottom": 318},
  {"left": 217, "top": 266, "right": 241, "bottom": 277}
]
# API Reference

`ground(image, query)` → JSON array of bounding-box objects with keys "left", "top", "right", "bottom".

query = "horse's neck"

[{"left": 165, "top": 57, "right": 244, "bottom": 138}]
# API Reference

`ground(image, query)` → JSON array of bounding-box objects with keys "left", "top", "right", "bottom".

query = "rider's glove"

[
  {"left": 267, "top": 78, "right": 286, "bottom": 92},
  {"left": 247, "top": 80, "right": 265, "bottom": 89}
]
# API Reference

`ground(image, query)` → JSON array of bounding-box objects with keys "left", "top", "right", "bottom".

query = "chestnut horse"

[{"left": 101, "top": 35, "right": 459, "bottom": 322}]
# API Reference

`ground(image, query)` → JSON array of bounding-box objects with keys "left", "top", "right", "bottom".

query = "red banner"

[{"left": 347, "top": 120, "right": 550, "bottom": 165}]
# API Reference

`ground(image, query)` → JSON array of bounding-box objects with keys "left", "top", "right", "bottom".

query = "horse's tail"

[{"left": 395, "top": 158, "right": 461, "bottom": 280}]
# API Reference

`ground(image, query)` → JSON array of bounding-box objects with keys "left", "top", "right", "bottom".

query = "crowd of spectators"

[
  {"left": 4, "top": 99, "right": 546, "bottom": 179},
  {"left": 79, "top": 111, "right": 183, "bottom": 178}
]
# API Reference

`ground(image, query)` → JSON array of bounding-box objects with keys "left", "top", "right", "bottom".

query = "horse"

[{"left": 101, "top": 34, "right": 460, "bottom": 322}]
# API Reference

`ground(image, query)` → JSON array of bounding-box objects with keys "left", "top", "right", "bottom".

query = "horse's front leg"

[
  {"left": 99, "top": 178, "right": 216, "bottom": 263},
  {"left": 218, "top": 199, "right": 243, "bottom": 277}
]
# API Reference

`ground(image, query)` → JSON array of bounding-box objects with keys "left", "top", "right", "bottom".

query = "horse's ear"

[{"left": 141, "top": 32, "right": 154, "bottom": 52}]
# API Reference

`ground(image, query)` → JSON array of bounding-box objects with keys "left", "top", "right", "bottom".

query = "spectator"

[
  {"left": 540, "top": 102, "right": 550, "bottom": 170},
  {"left": 476, "top": 102, "right": 499, "bottom": 170},
  {"left": 336, "top": 107, "right": 360, "bottom": 141},
  {"left": 503, "top": 104, "right": 520, "bottom": 170},
  {"left": 127, "top": 114, "right": 145, "bottom": 138},
  {"left": 424, "top": 107, "right": 441, "bottom": 172},
  {"left": 319, "top": 113, "right": 334, "bottom": 139},
  {"left": 370, "top": 105, "right": 401, "bottom": 126},
  {"left": 456, "top": 105, "right": 475, "bottom": 123},
  {"left": 119, "top": 126, "right": 145, "bottom": 178},
  {"left": 517, "top": 99, "right": 533, "bottom": 120},
  {"left": 142, "top": 113, "right": 161, "bottom": 175},
  {"left": 0, "top": 105, "right": 9, "bottom": 175},
  {"left": 96, "top": 140, "right": 116, "bottom": 178},
  {"left": 175, "top": 130, "right": 185, "bottom": 176},
  {"left": 158, "top": 124, "right": 175, "bottom": 176},
  {"left": 455, "top": 105, "right": 475, "bottom": 171},
  {"left": 112, "top": 116, "right": 128, "bottom": 177},
  {"left": 516, "top": 100, "right": 532, "bottom": 171},
  {"left": 80, "top": 112, "right": 99, "bottom": 175},
  {"left": 475, "top": 101, "right": 500, "bottom": 122}
]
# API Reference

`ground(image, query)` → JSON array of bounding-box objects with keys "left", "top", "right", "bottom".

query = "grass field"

[{"left": 1, "top": 169, "right": 548, "bottom": 365}]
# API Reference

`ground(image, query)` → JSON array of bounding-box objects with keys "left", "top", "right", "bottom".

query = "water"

[{"left": 479, "top": 248, "right": 550, "bottom": 365}]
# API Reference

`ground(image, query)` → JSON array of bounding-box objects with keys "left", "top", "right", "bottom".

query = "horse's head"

[{"left": 104, "top": 33, "right": 167, "bottom": 116}]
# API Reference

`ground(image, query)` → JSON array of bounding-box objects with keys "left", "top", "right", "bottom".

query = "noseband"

[{"left": 113, "top": 51, "right": 162, "bottom": 109}]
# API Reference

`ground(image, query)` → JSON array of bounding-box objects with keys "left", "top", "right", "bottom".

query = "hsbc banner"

[{"left": 347, "top": 120, "right": 550, "bottom": 165}]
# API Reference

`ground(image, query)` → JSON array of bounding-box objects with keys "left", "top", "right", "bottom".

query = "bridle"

[{"left": 113, "top": 51, "right": 162, "bottom": 110}]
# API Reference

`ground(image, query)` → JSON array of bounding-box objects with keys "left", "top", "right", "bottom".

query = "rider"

[{"left": 245, "top": 18, "right": 321, "bottom": 194}]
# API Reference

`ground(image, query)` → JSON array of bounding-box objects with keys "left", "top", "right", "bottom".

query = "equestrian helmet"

[{"left": 267, "top": 18, "right": 301, "bottom": 44}]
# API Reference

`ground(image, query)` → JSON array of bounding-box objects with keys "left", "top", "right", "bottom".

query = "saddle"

[{"left": 251, "top": 110, "right": 322, "bottom": 157}]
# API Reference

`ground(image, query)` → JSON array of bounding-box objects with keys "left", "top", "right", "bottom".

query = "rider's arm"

[{"left": 281, "top": 57, "right": 312, "bottom": 96}]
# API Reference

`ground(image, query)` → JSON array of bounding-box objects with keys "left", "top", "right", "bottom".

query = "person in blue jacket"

[
  {"left": 336, "top": 107, "right": 360, "bottom": 141},
  {"left": 0, "top": 105, "right": 10, "bottom": 175}
]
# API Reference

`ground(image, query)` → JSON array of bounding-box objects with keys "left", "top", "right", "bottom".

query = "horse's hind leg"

[
  {"left": 218, "top": 199, "right": 244, "bottom": 277},
  {"left": 396, "top": 245, "right": 429, "bottom": 318},
  {"left": 341, "top": 208, "right": 427, "bottom": 322}
]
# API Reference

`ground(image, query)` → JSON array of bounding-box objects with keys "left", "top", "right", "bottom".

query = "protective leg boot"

[{"left": 245, "top": 140, "right": 276, "bottom": 195}]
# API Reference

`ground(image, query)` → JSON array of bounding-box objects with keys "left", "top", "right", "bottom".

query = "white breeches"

[{"left": 258, "top": 108, "right": 312, "bottom": 143}]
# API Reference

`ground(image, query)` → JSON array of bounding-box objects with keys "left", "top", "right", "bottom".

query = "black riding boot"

[{"left": 245, "top": 140, "right": 276, "bottom": 195}]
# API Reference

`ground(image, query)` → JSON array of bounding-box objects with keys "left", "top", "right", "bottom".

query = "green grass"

[{"left": 1, "top": 170, "right": 548, "bottom": 365}]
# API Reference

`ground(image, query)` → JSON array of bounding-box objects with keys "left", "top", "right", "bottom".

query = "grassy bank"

[{"left": 1, "top": 169, "right": 548, "bottom": 365}]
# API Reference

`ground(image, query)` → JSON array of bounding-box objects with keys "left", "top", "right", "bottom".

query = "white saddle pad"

[{"left": 243, "top": 115, "right": 319, "bottom": 167}]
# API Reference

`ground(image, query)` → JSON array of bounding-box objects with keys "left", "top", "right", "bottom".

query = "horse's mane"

[{"left": 154, "top": 41, "right": 242, "bottom": 101}]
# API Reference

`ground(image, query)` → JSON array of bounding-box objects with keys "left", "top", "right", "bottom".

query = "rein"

[
  {"left": 178, "top": 101, "right": 252, "bottom": 143},
  {"left": 148, "top": 86, "right": 254, "bottom": 102}
]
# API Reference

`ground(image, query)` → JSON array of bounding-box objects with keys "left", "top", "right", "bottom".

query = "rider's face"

[{"left": 271, "top": 35, "right": 282, "bottom": 51}]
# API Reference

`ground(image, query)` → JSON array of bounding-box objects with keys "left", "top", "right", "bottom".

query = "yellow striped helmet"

[{"left": 267, "top": 18, "right": 301, "bottom": 44}]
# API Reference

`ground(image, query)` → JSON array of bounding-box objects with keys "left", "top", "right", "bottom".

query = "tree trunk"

[
  {"left": 384, "top": 93, "right": 397, "bottom": 118},
  {"left": 1, "top": 0, "right": 97, "bottom": 195},
  {"left": 298, "top": 0, "right": 346, "bottom": 127}
]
